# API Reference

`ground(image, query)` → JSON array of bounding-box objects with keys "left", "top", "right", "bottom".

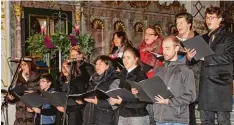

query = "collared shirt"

[{"left": 127, "top": 65, "right": 137, "bottom": 73}]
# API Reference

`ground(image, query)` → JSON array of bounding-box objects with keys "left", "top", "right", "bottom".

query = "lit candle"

[
  {"left": 41, "top": 26, "right": 44, "bottom": 35},
  {"left": 75, "top": 25, "right": 80, "bottom": 36}
]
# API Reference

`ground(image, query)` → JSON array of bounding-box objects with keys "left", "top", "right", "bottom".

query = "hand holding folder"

[
  {"left": 127, "top": 76, "right": 174, "bottom": 103},
  {"left": 150, "top": 52, "right": 164, "bottom": 61},
  {"left": 69, "top": 88, "right": 136, "bottom": 101},
  {"left": 181, "top": 35, "right": 214, "bottom": 60},
  {"left": 20, "top": 93, "right": 48, "bottom": 108},
  {"left": 41, "top": 91, "right": 77, "bottom": 107}
]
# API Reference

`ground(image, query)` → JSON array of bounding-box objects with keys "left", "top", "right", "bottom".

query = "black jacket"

[
  {"left": 118, "top": 65, "right": 149, "bottom": 117},
  {"left": 83, "top": 67, "right": 120, "bottom": 125},
  {"left": 59, "top": 76, "right": 86, "bottom": 112},
  {"left": 198, "top": 26, "right": 234, "bottom": 111}
]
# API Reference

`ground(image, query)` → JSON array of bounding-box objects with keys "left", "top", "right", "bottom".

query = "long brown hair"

[{"left": 110, "top": 31, "right": 133, "bottom": 54}]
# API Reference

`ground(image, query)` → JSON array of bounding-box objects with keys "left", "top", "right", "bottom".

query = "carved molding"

[
  {"left": 129, "top": 1, "right": 150, "bottom": 8},
  {"left": 83, "top": 1, "right": 186, "bottom": 15},
  {"left": 21, "top": 1, "right": 75, "bottom": 12}
]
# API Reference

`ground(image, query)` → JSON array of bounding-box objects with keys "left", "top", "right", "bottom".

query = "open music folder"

[
  {"left": 69, "top": 88, "right": 136, "bottom": 100},
  {"left": 41, "top": 91, "right": 77, "bottom": 107},
  {"left": 127, "top": 76, "right": 174, "bottom": 103},
  {"left": 150, "top": 52, "right": 164, "bottom": 61},
  {"left": 20, "top": 93, "right": 48, "bottom": 108},
  {"left": 181, "top": 35, "right": 214, "bottom": 60}
]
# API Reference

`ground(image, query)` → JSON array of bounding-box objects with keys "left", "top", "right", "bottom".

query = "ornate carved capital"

[
  {"left": 75, "top": 11, "right": 81, "bottom": 23},
  {"left": 13, "top": 4, "right": 22, "bottom": 17}
]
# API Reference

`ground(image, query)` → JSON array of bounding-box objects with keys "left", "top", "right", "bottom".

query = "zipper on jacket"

[
  {"left": 88, "top": 104, "right": 93, "bottom": 123},
  {"left": 160, "top": 66, "right": 169, "bottom": 121}
]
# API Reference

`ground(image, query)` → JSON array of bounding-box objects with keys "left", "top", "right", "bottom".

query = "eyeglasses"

[{"left": 204, "top": 16, "right": 218, "bottom": 20}]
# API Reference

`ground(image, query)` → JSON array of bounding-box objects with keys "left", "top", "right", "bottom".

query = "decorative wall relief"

[
  {"left": 154, "top": 24, "right": 163, "bottom": 36},
  {"left": 114, "top": 21, "right": 125, "bottom": 31},
  {"left": 91, "top": 19, "right": 105, "bottom": 59},
  {"left": 134, "top": 22, "right": 144, "bottom": 32}
]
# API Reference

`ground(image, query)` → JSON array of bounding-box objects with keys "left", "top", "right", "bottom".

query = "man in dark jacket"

[
  {"left": 153, "top": 36, "right": 196, "bottom": 125},
  {"left": 197, "top": 6, "right": 234, "bottom": 125},
  {"left": 175, "top": 12, "right": 201, "bottom": 125}
]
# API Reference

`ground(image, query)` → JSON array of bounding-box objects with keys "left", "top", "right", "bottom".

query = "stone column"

[{"left": 13, "top": 2, "right": 22, "bottom": 57}]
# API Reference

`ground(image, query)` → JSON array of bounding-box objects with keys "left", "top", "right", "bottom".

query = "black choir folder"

[
  {"left": 41, "top": 91, "right": 77, "bottom": 107},
  {"left": 150, "top": 52, "right": 164, "bottom": 61},
  {"left": 69, "top": 88, "right": 136, "bottom": 100},
  {"left": 20, "top": 93, "right": 48, "bottom": 108},
  {"left": 181, "top": 35, "right": 214, "bottom": 60},
  {"left": 127, "top": 76, "right": 174, "bottom": 103}
]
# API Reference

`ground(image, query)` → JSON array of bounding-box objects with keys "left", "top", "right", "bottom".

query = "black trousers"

[
  {"left": 189, "top": 102, "right": 197, "bottom": 125},
  {"left": 200, "top": 110, "right": 231, "bottom": 125},
  {"left": 56, "top": 110, "right": 83, "bottom": 125},
  {"left": 67, "top": 110, "right": 83, "bottom": 125}
]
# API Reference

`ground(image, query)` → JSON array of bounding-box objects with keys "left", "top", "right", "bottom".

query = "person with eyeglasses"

[
  {"left": 138, "top": 26, "right": 164, "bottom": 125},
  {"left": 138, "top": 26, "right": 164, "bottom": 79},
  {"left": 7, "top": 58, "right": 41, "bottom": 125},
  {"left": 189, "top": 6, "right": 234, "bottom": 125}
]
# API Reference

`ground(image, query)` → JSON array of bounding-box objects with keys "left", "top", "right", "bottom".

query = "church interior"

[{"left": 1, "top": 1, "right": 234, "bottom": 125}]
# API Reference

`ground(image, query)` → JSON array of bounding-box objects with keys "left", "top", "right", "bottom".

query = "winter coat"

[
  {"left": 153, "top": 61, "right": 196, "bottom": 124},
  {"left": 118, "top": 65, "right": 149, "bottom": 117},
  {"left": 83, "top": 67, "right": 120, "bottom": 125},
  {"left": 198, "top": 26, "right": 234, "bottom": 111},
  {"left": 12, "top": 71, "right": 40, "bottom": 125}
]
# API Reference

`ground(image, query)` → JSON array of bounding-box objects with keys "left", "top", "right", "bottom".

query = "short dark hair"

[
  {"left": 123, "top": 47, "right": 141, "bottom": 65},
  {"left": 94, "top": 55, "right": 113, "bottom": 67},
  {"left": 40, "top": 73, "right": 53, "bottom": 82},
  {"left": 124, "top": 47, "right": 140, "bottom": 59},
  {"left": 205, "top": 6, "right": 222, "bottom": 18},
  {"left": 175, "top": 12, "right": 193, "bottom": 30}
]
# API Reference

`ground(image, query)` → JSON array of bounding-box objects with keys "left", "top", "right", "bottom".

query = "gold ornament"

[
  {"left": 154, "top": 24, "right": 163, "bottom": 36},
  {"left": 114, "top": 21, "right": 125, "bottom": 31},
  {"left": 92, "top": 19, "right": 104, "bottom": 30},
  {"left": 75, "top": 11, "right": 81, "bottom": 22},
  {"left": 13, "top": 4, "right": 21, "bottom": 17},
  {"left": 134, "top": 22, "right": 144, "bottom": 32}
]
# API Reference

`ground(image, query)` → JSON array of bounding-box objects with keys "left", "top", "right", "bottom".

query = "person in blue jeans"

[{"left": 153, "top": 36, "right": 196, "bottom": 125}]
